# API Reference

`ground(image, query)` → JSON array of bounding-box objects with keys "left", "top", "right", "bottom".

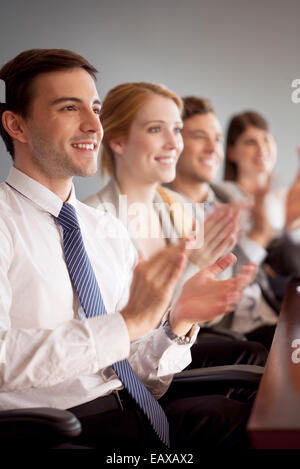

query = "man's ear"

[
  {"left": 2, "top": 110, "right": 29, "bottom": 144},
  {"left": 109, "top": 137, "right": 126, "bottom": 156}
]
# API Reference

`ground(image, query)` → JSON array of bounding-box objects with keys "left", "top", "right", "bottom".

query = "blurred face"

[
  {"left": 176, "top": 113, "right": 224, "bottom": 183},
  {"left": 228, "top": 126, "right": 277, "bottom": 178},
  {"left": 114, "top": 94, "right": 183, "bottom": 184},
  {"left": 23, "top": 68, "right": 103, "bottom": 179}
]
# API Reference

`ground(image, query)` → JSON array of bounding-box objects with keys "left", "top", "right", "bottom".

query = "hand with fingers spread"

[
  {"left": 189, "top": 204, "right": 241, "bottom": 269},
  {"left": 286, "top": 147, "right": 300, "bottom": 231},
  {"left": 120, "top": 239, "right": 190, "bottom": 340},
  {"left": 168, "top": 253, "right": 258, "bottom": 337}
]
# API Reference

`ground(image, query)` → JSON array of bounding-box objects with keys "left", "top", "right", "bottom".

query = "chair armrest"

[
  {"left": 0, "top": 407, "right": 81, "bottom": 440},
  {"left": 162, "top": 365, "right": 265, "bottom": 401},
  {"left": 173, "top": 365, "right": 264, "bottom": 387}
]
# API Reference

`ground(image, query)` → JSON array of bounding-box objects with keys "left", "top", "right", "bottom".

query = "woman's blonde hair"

[{"left": 100, "top": 82, "right": 183, "bottom": 177}]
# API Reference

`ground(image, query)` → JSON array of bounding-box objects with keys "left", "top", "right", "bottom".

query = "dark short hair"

[
  {"left": 0, "top": 49, "right": 98, "bottom": 159},
  {"left": 224, "top": 111, "right": 270, "bottom": 181},
  {"left": 181, "top": 96, "right": 215, "bottom": 121}
]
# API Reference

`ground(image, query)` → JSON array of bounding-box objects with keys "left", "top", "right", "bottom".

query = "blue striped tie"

[{"left": 54, "top": 202, "right": 170, "bottom": 447}]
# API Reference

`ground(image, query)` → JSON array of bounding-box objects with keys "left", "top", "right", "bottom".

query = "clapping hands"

[{"left": 189, "top": 203, "right": 241, "bottom": 269}]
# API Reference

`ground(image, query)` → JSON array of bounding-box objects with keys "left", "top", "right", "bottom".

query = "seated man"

[
  {"left": 0, "top": 49, "right": 256, "bottom": 450},
  {"left": 165, "top": 96, "right": 279, "bottom": 350}
]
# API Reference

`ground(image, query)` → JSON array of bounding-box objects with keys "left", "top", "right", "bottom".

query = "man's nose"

[
  {"left": 205, "top": 137, "right": 217, "bottom": 153},
  {"left": 80, "top": 109, "right": 103, "bottom": 135},
  {"left": 257, "top": 141, "right": 268, "bottom": 157}
]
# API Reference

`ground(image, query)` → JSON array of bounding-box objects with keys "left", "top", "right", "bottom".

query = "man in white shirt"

[{"left": 0, "top": 49, "right": 256, "bottom": 450}]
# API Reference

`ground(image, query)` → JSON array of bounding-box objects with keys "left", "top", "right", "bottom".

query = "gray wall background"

[{"left": 0, "top": 0, "right": 299, "bottom": 201}]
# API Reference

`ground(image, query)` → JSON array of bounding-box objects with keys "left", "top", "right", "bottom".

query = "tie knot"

[{"left": 55, "top": 203, "right": 80, "bottom": 231}]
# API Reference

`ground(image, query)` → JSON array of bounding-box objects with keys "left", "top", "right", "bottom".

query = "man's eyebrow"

[
  {"left": 51, "top": 97, "right": 102, "bottom": 106},
  {"left": 190, "top": 129, "right": 223, "bottom": 136},
  {"left": 190, "top": 129, "right": 206, "bottom": 134}
]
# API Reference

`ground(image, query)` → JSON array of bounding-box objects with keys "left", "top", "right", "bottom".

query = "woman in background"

[
  {"left": 221, "top": 111, "right": 300, "bottom": 307},
  {"left": 221, "top": 111, "right": 285, "bottom": 250}
]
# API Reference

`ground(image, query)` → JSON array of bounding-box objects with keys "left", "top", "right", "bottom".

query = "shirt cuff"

[
  {"left": 287, "top": 226, "right": 300, "bottom": 244},
  {"left": 152, "top": 323, "right": 199, "bottom": 377},
  {"left": 86, "top": 313, "right": 130, "bottom": 369},
  {"left": 239, "top": 235, "right": 267, "bottom": 264}
]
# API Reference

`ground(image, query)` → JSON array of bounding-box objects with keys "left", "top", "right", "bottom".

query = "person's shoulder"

[
  {"left": 77, "top": 198, "right": 106, "bottom": 216},
  {"left": 158, "top": 184, "right": 190, "bottom": 204},
  {"left": 0, "top": 183, "right": 17, "bottom": 240},
  {"left": 0, "top": 181, "right": 10, "bottom": 198},
  {"left": 77, "top": 198, "right": 118, "bottom": 224},
  {"left": 211, "top": 181, "right": 244, "bottom": 202},
  {"left": 0, "top": 181, "right": 15, "bottom": 213},
  {"left": 211, "top": 180, "right": 240, "bottom": 192},
  {"left": 83, "top": 179, "right": 119, "bottom": 212}
]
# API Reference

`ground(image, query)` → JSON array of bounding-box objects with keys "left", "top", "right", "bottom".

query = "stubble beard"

[
  {"left": 29, "top": 130, "right": 97, "bottom": 179},
  {"left": 185, "top": 165, "right": 213, "bottom": 185}
]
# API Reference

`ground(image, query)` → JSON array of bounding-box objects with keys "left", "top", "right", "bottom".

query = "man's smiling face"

[
  {"left": 23, "top": 67, "right": 103, "bottom": 179},
  {"left": 176, "top": 112, "right": 224, "bottom": 183}
]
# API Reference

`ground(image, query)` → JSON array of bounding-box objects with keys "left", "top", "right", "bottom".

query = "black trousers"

[
  {"left": 60, "top": 335, "right": 263, "bottom": 450},
  {"left": 245, "top": 324, "right": 276, "bottom": 351},
  {"left": 189, "top": 334, "right": 268, "bottom": 368},
  {"left": 63, "top": 389, "right": 251, "bottom": 451}
]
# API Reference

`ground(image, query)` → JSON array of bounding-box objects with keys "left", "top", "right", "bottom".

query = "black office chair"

[
  {"left": 0, "top": 364, "right": 264, "bottom": 448},
  {"left": 168, "top": 364, "right": 264, "bottom": 400},
  {"left": 0, "top": 407, "right": 82, "bottom": 449}
]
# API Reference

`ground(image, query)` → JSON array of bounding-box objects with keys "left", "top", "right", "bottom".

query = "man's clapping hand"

[{"left": 121, "top": 238, "right": 257, "bottom": 341}]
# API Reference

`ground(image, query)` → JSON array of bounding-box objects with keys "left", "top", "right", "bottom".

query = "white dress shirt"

[{"left": 0, "top": 167, "right": 195, "bottom": 410}]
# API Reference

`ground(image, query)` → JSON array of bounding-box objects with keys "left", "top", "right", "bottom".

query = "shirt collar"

[{"left": 6, "top": 166, "right": 77, "bottom": 217}]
